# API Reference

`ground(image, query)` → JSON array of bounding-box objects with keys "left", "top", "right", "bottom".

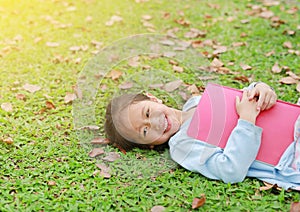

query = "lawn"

[{"left": 0, "top": 0, "right": 299, "bottom": 211}]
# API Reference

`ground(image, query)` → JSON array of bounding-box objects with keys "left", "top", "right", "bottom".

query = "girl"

[{"left": 104, "top": 82, "right": 300, "bottom": 190}]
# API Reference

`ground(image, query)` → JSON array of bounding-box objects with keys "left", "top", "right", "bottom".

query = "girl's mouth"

[{"left": 163, "top": 115, "right": 171, "bottom": 133}]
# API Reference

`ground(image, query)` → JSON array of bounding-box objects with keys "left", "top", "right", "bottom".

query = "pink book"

[{"left": 187, "top": 83, "right": 300, "bottom": 166}]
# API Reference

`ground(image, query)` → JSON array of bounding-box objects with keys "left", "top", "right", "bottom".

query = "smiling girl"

[{"left": 104, "top": 82, "right": 300, "bottom": 190}]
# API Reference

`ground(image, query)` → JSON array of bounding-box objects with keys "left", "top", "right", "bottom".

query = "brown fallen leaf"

[
  {"left": 283, "top": 41, "right": 293, "bottom": 49},
  {"left": 2, "top": 137, "right": 13, "bottom": 144},
  {"left": 174, "top": 18, "right": 190, "bottom": 27},
  {"left": 16, "top": 93, "right": 26, "bottom": 101},
  {"left": 106, "top": 70, "right": 122, "bottom": 80},
  {"left": 187, "top": 84, "right": 200, "bottom": 95},
  {"left": 213, "top": 45, "right": 227, "bottom": 55},
  {"left": 151, "top": 205, "right": 166, "bottom": 212},
  {"left": 1, "top": 103, "right": 13, "bottom": 112},
  {"left": 192, "top": 194, "right": 206, "bottom": 209},
  {"left": 240, "top": 63, "right": 252, "bottom": 70},
  {"left": 211, "top": 58, "right": 224, "bottom": 67},
  {"left": 119, "top": 82, "right": 134, "bottom": 90},
  {"left": 105, "top": 15, "right": 123, "bottom": 26},
  {"left": 102, "top": 152, "right": 121, "bottom": 162},
  {"left": 259, "top": 10, "right": 274, "bottom": 19},
  {"left": 279, "top": 76, "right": 298, "bottom": 85},
  {"left": 46, "top": 101, "right": 56, "bottom": 109},
  {"left": 46, "top": 42, "right": 60, "bottom": 47},
  {"left": 47, "top": 181, "right": 56, "bottom": 186},
  {"left": 23, "top": 83, "right": 41, "bottom": 93},
  {"left": 172, "top": 65, "right": 184, "bottom": 73},
  {"left": 88, "top": 148, "right": 105, "bottom": 158},
  {"left": 290, "top": 202, "right": 300, "bottom": 212},
  {"left": 164, "top": 80, "right": 183, "bottom": 92},
  {"left": 91, "top": 138, "right": 109, "bottom": 144},
  {"left": 271, "top": 62, "right": 281, "bottom": 73},
  {"left": 265, "top": 50, "right": 275, "bottom": 57},
  {"left": 234, "top": 75, "right": 250, "bottom": 83},
  {"left": 286, "top": 71, "right": 300, "bottom": 80},
  {"left": 96, "top": 163, "right": 111, "bottom": 179},
  {"left": 64, "top": 93, "right": 77, "bottom": 104}
]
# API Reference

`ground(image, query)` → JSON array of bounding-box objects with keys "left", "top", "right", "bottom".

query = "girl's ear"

[{"left": 144, "top": 92, "right": 163, "bottom": 104}]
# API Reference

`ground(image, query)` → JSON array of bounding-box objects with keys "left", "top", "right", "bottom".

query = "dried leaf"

[
  {"left": 279, "top": 76, "right": 298, "bottom": 85},
  {"left": 169, "top": 60, "right": 178, "bottom": 66},
  {"left": 159, "top": 39, "right": 175, "bottom": 46},
  {"left": 283, "top": 41, "right": 293, "bottom": 49},
  {"left": 16, "top": 93, "right": 26, "bottom": 101},
  {"left": 240, "top": 63, "right": 252, "bottom": 70},
  {"left": 213, "top": 46, "right": 227, "bottom": 55},
  {"left": 77, "top": 125, "right": 100, "bottom": 130},
  {"left": 1, "top": 103, "right": 13, "bottom": 112},
  {"left": 151, "top": 205, "right": 166, "bottom": 212},
  {"left": 64, "top": 93, "right": 77, "bottom": 103},
  {"left": 234, "top": 75, "right": 250, "bottom": 83},
  {"left": 23, "top": 83, "right": 41, "bottom": 93},
  {"left": 46, "top": 101, "right": 56, "bottom": 109},
  {"left": 187, "top": 84, "right": 200, "bottom": 95},
  {"left": 211, "top": 58, "right": 224, "bottom": 67},
  {"left": 192, "top": 194, "right": 206, "bottom": 209},
  {"left": 142, "top": 15, "right": 152, "bottom": 20},
  {"left": 107, "top": 70, "right": 122, "bottom": 80},
  {"left": 172, "top": 65, "right": 184, "bottom": 73},
  {"left": 102, "top": 152, "right": 121, "bottom": 162},
  {"left": 290, "top": 202, "right": 300, "bottom": 212},
  {"left": 271, "top": 62, "right": 281, "bottom": 73},
  {"left": 119, "top": 82, "right": 133, "bottom": 90},
  {"left": 88, "top": 148, "right": 105, "bottom": 158},
  {"left": 91, "top": 137, "right": 110, "bottom": 145},
  {"left": 106, "top": 15, "right": 123, "bottom": 26},
  {"left": 265, "top": 50, "right": 275, "bottom": 57},
  {"left": 163, "top": 52, "right": 176, "bottom": 58},
  {"left": 174, "top": 18, "right": 190, "bottom": 27},
  {"left": 2, "top": 137, "right": 13, "bottom": 144},
  {"left": 128, "top": 56, "right": 140, "bottom": 67},
  {"left": 47, "top": 181, "right": 56, "bottom": 186},
  {"left": 259, "top": 10, "right": 274, "bottom": 19},
  {"left": 163, "top": 80, "right": 183, "bottom": 92},
  {"left": 46, "top": 42, "right": 60, "bottom": 47}
]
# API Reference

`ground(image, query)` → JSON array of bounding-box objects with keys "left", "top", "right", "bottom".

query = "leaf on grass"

[
  {"left": 1, "top": 103, "right": 13, "bottom": 112},
  {"left": 16, "top": 93, "right": 26, "bottom": 101},
  {"left": 46, "top": 101, "right": 56, "bottom": 109},
  {"left": 174, "top": 18, "right": 190, "bottom": 27},
  {"left": 192, "top": 194, "right": 206, "bottom": 209},
  {"left": 128, "top": 56, "right": 140, "bottom": 67},
  {"left": 240, "top": 63, "right": 252, "bottom": 70},
  {"left": 265, "top": 50, "right": 275, "bottom": 57},
  {"left": 290, "top": 202, "right": 300, "bottom": 212},
  {"left": 286, "top": 72, "right": 300, "bottom": 80},
  {"left": 283, "top": 41, "right": 293, "bottom": 49},
  {"left": 163, "top": 51, "right": 176, "bottom": 58},
  {"left": 102, "top": 152, "right": 121, "bottom": 162},
  {"left": 2, "top": 137, "right": 13, "bottom": 144},
  {"left": 88, "top": 148, "right": 105, "bottom": 158},
  {"left": 169, "top": 60, "right": 178, "bottom": 66},
  {"left": 85, "top": 16, "right": 93, "bottom": 22},
  {"left": 149, "top": 83, "right": 164, "bottom": 89},
  {"left": 163, "top": 80, "right": 183, "bottom": 92},
  {"left": 151, "top": 205, "right": 166, "bottom": 212},
  {"left": 77, "top": 125, "right": 100, "bottom": 130},
  {"left": 213, "top": 45, "right": 227, "bottom": 55},
  {"left": 119, "top": 82, "right": 134, "bottom": 90},
  {"left": 64, "top": 93, "right": 77, "bottom": 103},
  {"left": 46, "top": 42, "right": 60, "bottom": 47},
  {"left": 23, "top": 83, "right": 41, "bottom": 93},
  {"left": 105, "top": 15, "right": 123, "bottom": 26},
  {"left": 211, "top": 58, "right": 224, "bottom": 67},
  {"left": 279, "top": 76, "right": 298, "bottom": 85},
  {"left": 95, "top": 163, "right": 111, "bottom": 178},
  {"left": 48, "top": 181, "right": 56, "bottom": 186},
  {"left": 259, "top": 10, "right": 274, "bottom": 19},
  {"left": 91, "top": 137, "right": 110, "bottom": 145},
  {"left": 106, "top": 70, "right": 122, "bottom": 80},
  {"left": 159, "top": 39, "right": 175, "bottom": 46},
  {"left": 234, "top": 75, "right": 250, "bottom": 83},
  {"left": 172, "top": 65, "right": 184, "bottom": 73},
  {"left": 187, "top": 84, "right": 200, "bottom": 95},
  {"left": 142, "top": 15, "right": 152, "bottom": 20},
  {"left": 271, "top": 62, "right": 281, "bottom": 73}
]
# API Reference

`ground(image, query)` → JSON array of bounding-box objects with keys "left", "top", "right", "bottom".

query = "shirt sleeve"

[{"left": 170, "top": 119, "right": 262, "bottom": 183}]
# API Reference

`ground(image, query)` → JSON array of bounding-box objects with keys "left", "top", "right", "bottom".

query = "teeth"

[{"left": 163, "top": 117, "right": 168, "bottom": 132}]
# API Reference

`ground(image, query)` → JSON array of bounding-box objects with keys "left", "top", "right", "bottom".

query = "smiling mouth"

[{"left": 163, "top": 115, "right": 171, "bottom": 133}]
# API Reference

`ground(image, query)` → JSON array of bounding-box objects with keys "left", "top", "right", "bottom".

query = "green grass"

[{"left": 0, "top": 0, "right": 299, "bottom": 211}]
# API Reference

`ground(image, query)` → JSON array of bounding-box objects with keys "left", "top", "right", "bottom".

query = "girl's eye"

[
  {"left": 146, "top": 109, "right": 150, "bottom": 118},
  {"left": 143, "top": 127, "right": 148, "bottom": 137}
]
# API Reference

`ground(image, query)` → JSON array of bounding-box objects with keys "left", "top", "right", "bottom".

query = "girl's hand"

[
  {"left": 236, "top": 90, "right": 261, "bottom": 124},
  {"left": 248, "top": 82, "right": 277, "bottom": 111}
]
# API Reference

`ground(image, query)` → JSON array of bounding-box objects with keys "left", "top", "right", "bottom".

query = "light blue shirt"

[{"left": 168, "top": 85, "right": 300, "bottom": 190}]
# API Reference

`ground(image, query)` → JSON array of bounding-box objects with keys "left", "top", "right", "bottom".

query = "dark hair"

[{"left": 104, "top": 93, "right": 169, "bottom": 151}]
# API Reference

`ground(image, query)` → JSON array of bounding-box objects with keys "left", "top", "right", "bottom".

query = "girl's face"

[{"left": 116, "top": 100, "right": 182, "bottom": 146}]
